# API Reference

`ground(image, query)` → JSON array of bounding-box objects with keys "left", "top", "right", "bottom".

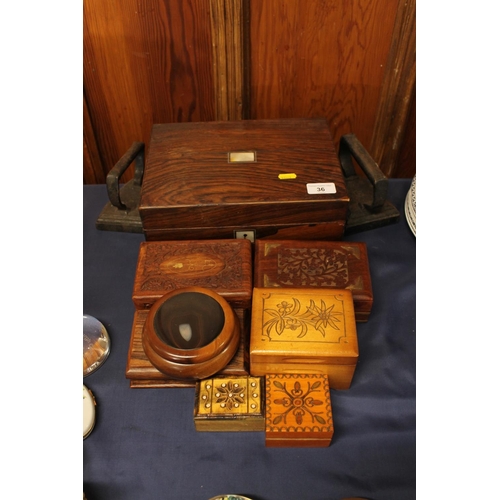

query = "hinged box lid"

[
  {"left": 132, "top": 239, "right": 253, "bottom": 310},
  {"left": 265, "top": 373, "right": 334, "bottom": 447},
  {"left": 194, "top": 376, "right": 265, "bottom": 432},
  {"left": 139, "top": 118, "right": 349, "bottom": 240},
  {"left": 250, "top": 287, "right": 358, "bottom": 389},
  {"left": 250, "top": 287, "right": 358, "bottom": 364},
  {"left": 253, "top": 239, "right": 373, "bottom": 321}
]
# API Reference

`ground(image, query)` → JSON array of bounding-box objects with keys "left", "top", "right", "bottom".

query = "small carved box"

[
  {"left": 132, "top": 238, "right": 253, "bottom": 310},
  {"left": 265, "top": 373, "right": 334, "bottom": 447},
  {"left": 253, "top": 239, "right": 373, "bottom": 322},
  {"left": 193, "top": 376, "right": 265, "bottom": 432},
  {"left": 250, "top": 287, "right": 358, "bottom": 390}
]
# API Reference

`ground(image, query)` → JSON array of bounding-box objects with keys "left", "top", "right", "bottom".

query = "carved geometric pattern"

[
  {"left": 266, "top": 374, "right": 333, "bottom": 434},
  {"left": 197, "top": 377, "right": 262, "bottom": 416}
]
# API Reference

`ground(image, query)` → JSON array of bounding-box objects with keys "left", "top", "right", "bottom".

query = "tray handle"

[
  {"left": 339, "top": 134, "right": 387, "bottom": 210},
  {"left": 106, "top": 142, "right": 145, "bottom": 210}
]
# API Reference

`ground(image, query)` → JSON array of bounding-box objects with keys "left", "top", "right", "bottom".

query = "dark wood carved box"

[
  {"left": 138, "top": 118, "right": 349, "bottom": 241},
  {"left": 265, "top": 373, "right": 334, "bottom": 447},
  {"left": 253, "top": 239, "right": 373, "bottom": 321},
  {"left": 126, "top": 239, "right": 253, "bottom": 388},
  {"left": 132, "top": 239, "right": 253, "bottom": 310},
  {"left": 250, "top": 287, "right": 359, "bottom": 390}
]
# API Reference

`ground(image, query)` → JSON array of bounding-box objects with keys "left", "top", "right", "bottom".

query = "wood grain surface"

[
  {"left": 83, "top": 0, "right": 215, "bottom": 183},
  {"left": 248, "top": 0, "right": 399, "bottom": 156},
  {"left": 138, "top": 119, "right": 349, "bottom": 238},
  {"left": 84, "top": 0, "right": 414, "bottom": 183}
]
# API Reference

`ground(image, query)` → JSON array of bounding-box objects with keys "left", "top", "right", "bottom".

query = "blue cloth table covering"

[{"left": 83, "top": 179, "right": 416, "bottom": 500}]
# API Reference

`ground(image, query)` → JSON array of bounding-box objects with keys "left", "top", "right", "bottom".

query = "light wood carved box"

[
  {"left": 193, "top": 376, "right": 265, "bottom": 432},
  {"left": 265, "top": 373, "right": 334, "bottom": 447},
  {"left": 250, "top": 287, "right": 359, "bottom": 390},
  {"left": 126, "top": 239, "right": 253, "bottom": 388},
  {"left": 138, "top": 118, "right": 349, "bottom": 241},
  {"left": 253, "top": 239, "right": 373, "bottom": 322}
]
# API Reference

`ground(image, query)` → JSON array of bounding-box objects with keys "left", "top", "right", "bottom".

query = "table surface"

[{"left": 83, "top": 179, "right": 416, "bottom": 500}]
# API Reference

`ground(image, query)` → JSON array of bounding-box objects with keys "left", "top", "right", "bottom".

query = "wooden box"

[
  {"left": 253, "top": 239, "right": 373, "bottom": 322},
  {"left": 132, "top": 239, "right": 253, "bottom": 310},
  {"left": 138, "top": 118, "right": 349, "bottom": 241},
  {"left": 126, "top": 308, "right": 250, "bottom": 388},
  {"left": 194, "top": 376, "right": 265, "bottom": 432},
  {"left": 126, "top": 238, "right": 253, "bottom": 388},
  {"left": 265, "top": 373, "right": 333, "bottom": 447},
  {"left": 250, "top": 288, "right": 358, "bottom": 390}
]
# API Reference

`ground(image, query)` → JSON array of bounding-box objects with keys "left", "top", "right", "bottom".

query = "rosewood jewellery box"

[
  {"left": 253, "top": 239, "right": 373, "bottom": 322},
  {"left": 126, "top": 238, "right": 253, "bottom": 388},
  {"left": 138, "top": 118, "right": 350, "bottom": 242},
  {"left": 250, "top": 287, "right": 359, "bottom": 390}
]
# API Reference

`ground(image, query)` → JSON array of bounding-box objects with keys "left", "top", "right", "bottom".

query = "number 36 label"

[{"left": 306, "top": 182, "right": 336, "bottom": 195}]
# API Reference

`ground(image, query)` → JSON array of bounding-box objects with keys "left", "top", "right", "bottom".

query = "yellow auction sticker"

[{"left": 278, "top": 173, "right": 297, "bottom": 180}]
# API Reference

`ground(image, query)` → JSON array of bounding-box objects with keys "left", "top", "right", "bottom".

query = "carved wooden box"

[
  {"left": 265, "top": 373, "right": 334, "bottom": 447},
  {"left": 250, "top": 288, "right": 358, "bottom": 390},
  {"left": 126, "top": 308, "right": 250, "bottom": 388},
  {"left": 132, "top": 239, "right": 253, "bottom": 310},
  {"left": 193, "top": 376, "right": 265, "bottom": 432},
  {"left": 126, "top": 239, "right": 253, "bottom": 388},
  {"left": 138, "top": 118, "right": 349, "bottom": 241},
  {"left": 253, "top": 239, "right": 373, "bottom": 322}
]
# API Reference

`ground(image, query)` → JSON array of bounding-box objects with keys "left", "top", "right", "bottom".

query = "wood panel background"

[{"left": 84, "top": 0, "right": 415, "bottom": 184}]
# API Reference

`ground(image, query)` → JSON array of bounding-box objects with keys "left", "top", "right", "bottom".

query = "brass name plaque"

[{"left": 228, "top": 151, "right": 256, "bottom": 163}]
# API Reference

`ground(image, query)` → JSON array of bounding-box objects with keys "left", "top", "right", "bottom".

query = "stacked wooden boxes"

[
  {"left": 125, "top": 118, "right": 375, "bottom": 446},
  {"left": 125, "top": 238, "right": 253, "bottom": 388}
]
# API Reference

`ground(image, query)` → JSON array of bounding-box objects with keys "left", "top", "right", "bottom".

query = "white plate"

[
  {"left": 405, "top": 176, "right": 416, "bottom": 236},
  {"left": 83, "top": 385, "right": 96, "bottom": 439}
]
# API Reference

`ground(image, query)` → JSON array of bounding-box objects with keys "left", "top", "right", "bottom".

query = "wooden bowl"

[{"left": 142, "top": 286, "right": 240, "bottom": 380}]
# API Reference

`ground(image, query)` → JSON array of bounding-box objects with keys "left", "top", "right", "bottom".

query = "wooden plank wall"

[
  {"left": 83, "top": 0, "right": 216, "bottom": 184},
  {"left": 84, "top": 0, "right": 415, "bottom": 184}
]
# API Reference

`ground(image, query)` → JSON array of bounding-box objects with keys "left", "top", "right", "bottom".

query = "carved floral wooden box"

[
  {"left": 138, "top": 118, "right": 349, "bottom": 241},
  {"left": 250, "top": 288, "right": 358, "bottom": 390},
  {"left": 132, "top": 239, "right": 253, "bottom": 310},
  {"left": 265, "top": 373, "right": 333, "bottom": 447},
  {"left": 193, "top": 376, "right": 265, "bottom": 432},
  {"left": 253, "top": 239, "right": 373, "bottom": 321}
]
